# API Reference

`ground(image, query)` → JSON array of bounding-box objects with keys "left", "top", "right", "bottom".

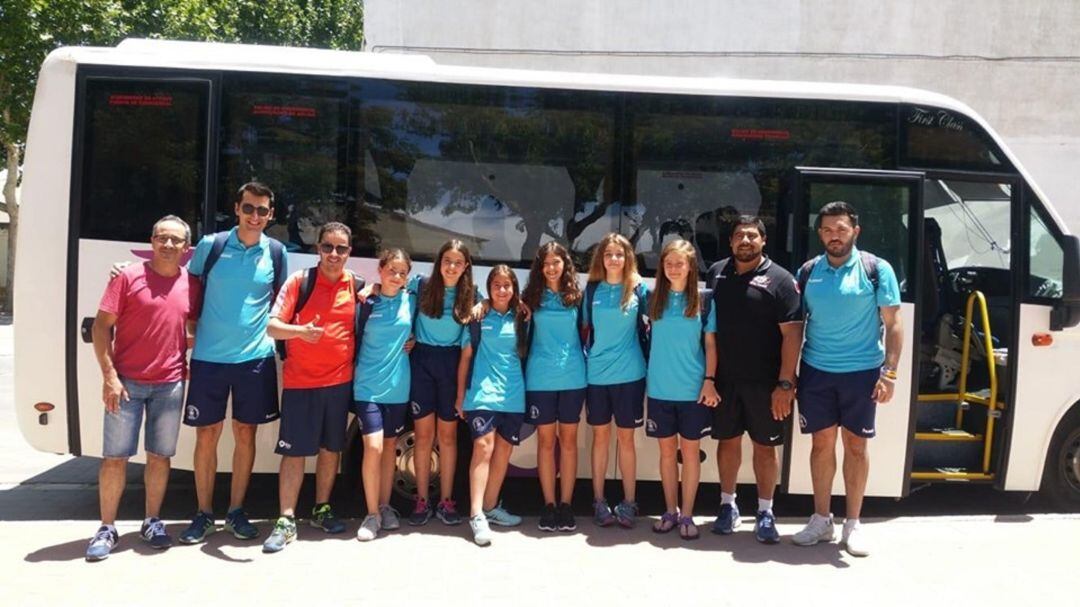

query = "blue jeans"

[{"left": 102, "top": 379, "right": 185, "bottom": 458}]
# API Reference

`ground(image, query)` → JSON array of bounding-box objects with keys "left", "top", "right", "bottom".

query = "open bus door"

[{"left": 783, "top": 168, "right": 923, "bottom": 498}]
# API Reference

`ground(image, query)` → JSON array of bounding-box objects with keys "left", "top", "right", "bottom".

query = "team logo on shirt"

[
  {"left": 186, "top": 405, "right": 200, "bottom": 421},
  {"left": 749, "top": 276, "right": 771, "bottom": 290}
]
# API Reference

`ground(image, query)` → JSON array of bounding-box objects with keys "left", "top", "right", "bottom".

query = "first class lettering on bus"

[
  {"left": 108, "top": 94, "right": 173, "bottom": 108},
  {"left": 251, "top": 104, "right": 318, "bottom": 118}
]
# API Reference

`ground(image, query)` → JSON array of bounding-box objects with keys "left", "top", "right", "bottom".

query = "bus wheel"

[
  {"left": 1042, "top": 407, "right": 1080, "bottom": 512},
  {"left": 391, "top": 430, "right": 438, "bottom": 509}
]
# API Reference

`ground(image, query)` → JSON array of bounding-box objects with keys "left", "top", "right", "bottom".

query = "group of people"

[{"left": 85, "top": 181, "right": 903, "bottom": 560}]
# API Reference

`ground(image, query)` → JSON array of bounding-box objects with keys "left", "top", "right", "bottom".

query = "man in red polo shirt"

[
  {"left": 262, "top": 221, "right": 361, "bottom": 552},
  {"left": 85, "top": 215, "right": 201, "bottom": 561}
]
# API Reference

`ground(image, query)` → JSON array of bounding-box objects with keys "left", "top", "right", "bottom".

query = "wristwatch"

[{"left": 776, "top": 379, "right": 795, "bottom": 391}]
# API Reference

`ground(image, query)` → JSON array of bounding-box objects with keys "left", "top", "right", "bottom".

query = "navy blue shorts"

[
  {"left": 646, "top": 398, "right": 713, "bottom": 440},
  {"left": 185, "top": 357, "right": 279, "bottom": 427},
  {"left": 465, "top": 410, "right": 524, "bottom": 445},
  {"left": 586, "top": 379, "right": 646, "bottom": 429},
  {"left": 410, "top": 344, "right": 461, "bottom": 422},
  {"left": 796, "top": 362, "right": 879, "bottom": 438},
  {"left": 353, "top": 401, "right": 409, "bottom": 438},
  {"left": 276, "top": 382, "right": 351, "bottom": 456},
  {"left": 526, "top": 388, "right": 586, "bottom": 426}
]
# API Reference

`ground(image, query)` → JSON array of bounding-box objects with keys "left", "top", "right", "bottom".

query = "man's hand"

[
  {"left": 103, "top": 375, "right": 128, "bottom": 413},
  {"left": 698, "top": 381, "right": 721, "bottom": 407},
  {"left": 873, "top": 376, "right": 895, "bottom": 404},
  {"left": 299, "top": 314, "right": 325, "bottom": 343},
  {"left": 770, "top": 386, "right": 794, "bottom": 421},
  {"left": 109, "top": 261, "right": 132, "bottom": 279}
]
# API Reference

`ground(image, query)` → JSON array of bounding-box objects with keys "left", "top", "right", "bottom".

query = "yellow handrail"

[{"left": 953, "top": 291, "right": 998, "bottom": 473}]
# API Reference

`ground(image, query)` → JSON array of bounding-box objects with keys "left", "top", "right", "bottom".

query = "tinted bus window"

[
  {"left": 79, "top": 78, "right": 208, "bottom": 242},
  {"left": 218, "top": 75, "right": 351, "bottom": 250},
  {"left": 902, "top": 104, "right": 1012, "bottom": 172},
  {"left": 628, "top": 97, "right": 896, "bottom": 274},
  {"left": 355, "top": 80, "right": 618, "bottom": 267},
  {"left": 1029, "top": 201, "right": 1065, "bottom": 299}
]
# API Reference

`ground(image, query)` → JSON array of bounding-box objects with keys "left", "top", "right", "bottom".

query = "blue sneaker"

[
  {"left": 711, "top": 503, "right": 741, "bottom": 535},
  {"left": 140, "top": 518, "right": 173, "bottom": 550},
  {"left": 263, "top": 516, "right": 297, "bottom": 553},
  {"left": 85, "top": 525, "right": 118, "bottom": 561},
  {"left": 224, "top": 507, "right": 259, "bottom": 540},
  {"left": 483, "top": 502, "right": 522, "bottom": 527},
  {"left": 179, "top": 511, "right": 216, "bottom": 545},
  {"left": 592, "top": 498, "right": 615, "bottom": 527},
  {"left": 754, "top": 510, "right": 780, "bottom": 544},
  {"left": 614, "top": 500, "right": 639, "bottom": 528},
  {"left": 310, "top": 504, "right": 346, "bottom": 534}
]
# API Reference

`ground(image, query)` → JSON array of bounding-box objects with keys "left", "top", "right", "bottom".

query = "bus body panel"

[
  {"left": 786, "top": 302, "right": 916, "bottom": 498},
  {"left": 14, "top": 53, "right": 79, "bottom": 455},
  {"left": 1005, "top": 304, "right": 1080, "bottom": 491}
]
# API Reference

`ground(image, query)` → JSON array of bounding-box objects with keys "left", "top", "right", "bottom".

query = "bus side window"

[{"left": 1028, "top": 205, "right": 1065, "bottom": 300}]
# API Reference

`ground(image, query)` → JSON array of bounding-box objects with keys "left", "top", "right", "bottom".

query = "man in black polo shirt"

[{"left": 704, "top": 215, "right": 803, "bottom": 544}]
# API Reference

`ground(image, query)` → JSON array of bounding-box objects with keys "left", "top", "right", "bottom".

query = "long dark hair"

[
  {"left": 521, "top": 242, "right": 582, "bottom": 310},
  {"left": 420, "top": 239, "right": 476, "bottom": 324},
  {"left": 649, "top": 239, "right": 701, "bottom": 320},
  {"left": 484, "top": 265, "right": 528, "bottom": 359}
]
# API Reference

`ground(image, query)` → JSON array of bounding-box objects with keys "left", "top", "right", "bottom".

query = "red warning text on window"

[
  {"left": 108, "top": 94, "right": 174, "bottom": 107},
  {"left": 730, "top": 128, "right": 790, "bottom": 141},
  {"left": 251, "top": 105, "right": 318, "bottom": 118}
]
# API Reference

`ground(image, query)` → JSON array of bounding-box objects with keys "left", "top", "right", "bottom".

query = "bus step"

[
  {"left": 910, "top": 468, "right": 994, "bottom": 482},
  {"left": 915, "top": 400, "right": 964, "bottom": 430},
  {"left": 914, "top": 428, "right": 982, "bottom": 442}
]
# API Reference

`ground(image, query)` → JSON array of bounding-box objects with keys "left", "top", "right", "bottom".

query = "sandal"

[
  {"left": 652, "top": 511, "right": 679, "bottom": 534},
  {"left": 678, "top": 516, "right": 699, "bottom": 540}
]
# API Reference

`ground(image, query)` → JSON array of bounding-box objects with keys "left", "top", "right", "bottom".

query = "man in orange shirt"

[{"left": 263, "top": 222, "right": 361, "bottom": 552}]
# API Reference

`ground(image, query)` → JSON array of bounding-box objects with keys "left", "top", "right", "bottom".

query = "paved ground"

[{"left": 2, "top": 323, "right": 1078, "bottom": 605}]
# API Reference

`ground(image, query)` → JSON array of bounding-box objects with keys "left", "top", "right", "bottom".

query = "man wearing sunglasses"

[
  {"left": 262, "top": 222, "right": 361, "bottom": 552},
  {"left": 86, "top": 216, "right": 202, "bottom": 560},
  {"left": 179, "top": 181, "right": 288, "bottom": 544}
]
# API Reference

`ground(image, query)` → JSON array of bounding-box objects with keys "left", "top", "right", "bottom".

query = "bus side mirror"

[{"left": 1050, "top": 235, "right": 1080, "bottom": 331}]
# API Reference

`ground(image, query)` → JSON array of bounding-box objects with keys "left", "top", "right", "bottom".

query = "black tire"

[{"left": 1041, "top": 405, "right": 1080, "bottom": 512}]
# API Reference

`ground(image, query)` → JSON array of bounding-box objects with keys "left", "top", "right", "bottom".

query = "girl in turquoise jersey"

[
  {"left": 353, "top": 248, "right": 417, "bottom": 542},
  {"left": 455, "top": 265, "right": 528, "bottom": 546},
  {"left": 521, "top": 242, "right": 586, "bottom": 532},
  {"left": 408, "top": 240, "right": 477, "bottom": 526},
  {"left": 646, "top": 239, "right": 720, "bottom": 540},
  {"left": 583, "top": 233, "right": 649, "bottom": 528}
]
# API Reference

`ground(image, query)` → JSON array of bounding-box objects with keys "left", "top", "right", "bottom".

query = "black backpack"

[{"left": 580, "top": 281, "right": 650, "bottom": 361}]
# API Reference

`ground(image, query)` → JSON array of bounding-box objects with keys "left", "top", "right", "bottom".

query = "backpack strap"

[
  {"left": 294, "top": 267, "right": 319, "bottom": 317},
  {"left": 581, "top": 281, "right": 600, "bottom": 351},
  {"left": 860, "top": 252, "right": 880, "bottom": 293},
  {"left": 268, "top": 238, "right": 286, "bottom": 296},
  {"left": 199, "top": 231, "right": 231, "bottom": 282},
  {"left": 465, "top": 319, "right": 483, "bottom": 390},
  {"left": 796, "top": 255, "right": 820, "bottom": 297},
  {"left": 699, "top": 288, "right": 714, "bottom": 331},
  {"left": 634, "top": 282, "right": 651, "bottom": 361}
]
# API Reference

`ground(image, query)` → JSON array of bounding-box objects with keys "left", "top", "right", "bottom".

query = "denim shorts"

[{"left": 103, "top": 379, "right": 185, "bottom": 458}]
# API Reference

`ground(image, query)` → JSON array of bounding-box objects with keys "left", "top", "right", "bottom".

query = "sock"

[
  {"left": 315, "top": 502, "right": 330, "bottom": 510},
  {"left": 721, "top": 492, "right": 736, "bottom": 506},
  {"left": 844, "top": 518, "right": 860, "bottom": 528},
  {"left": 103, "top": 523, "right": 117, "bottom": 533},
  {"left": 143, "top": 517, "right": 155, "bottom": 526},
  {"left": 758, "top": 498, "right": 773, "bottom": 513}
]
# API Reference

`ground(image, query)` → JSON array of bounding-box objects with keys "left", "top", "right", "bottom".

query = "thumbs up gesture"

[{"left": 299, "top": 313, "right": 325, "bottom": 343}]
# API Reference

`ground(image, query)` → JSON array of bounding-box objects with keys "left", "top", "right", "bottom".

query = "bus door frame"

[{"left": 781, "top": 167, "right": 925, "bottom": 498}]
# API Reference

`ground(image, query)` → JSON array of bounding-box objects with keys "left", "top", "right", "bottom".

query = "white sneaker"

[
  {"left": 379, "top": 505, "right": 401, "bottom": 530},
  {"left": 842, "top": 519, "right": 869, "bottom": 557},
  {"left": 470, "top": 514, "right": 493, "bottom": 546},
  {"left": 356, "top": 513, "right": 380, "bottom": 541},
  {"left": 792, "top": 513, "right": 835, "bottom": 546}
]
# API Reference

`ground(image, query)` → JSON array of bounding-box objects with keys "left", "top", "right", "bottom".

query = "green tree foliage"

[{"left": 0, "top": 0, "right": 364, "bottom": 312}]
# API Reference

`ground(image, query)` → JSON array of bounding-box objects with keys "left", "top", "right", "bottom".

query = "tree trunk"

[{"left": 3, "top": 141, "right": 18, "bottom": 317}]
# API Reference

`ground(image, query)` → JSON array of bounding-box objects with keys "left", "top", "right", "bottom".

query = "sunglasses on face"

[
  {"left": 152, "top": 235, "right": 187, "bottom": 246},
  {"left": 318, "top": 243, "right": 351, "bottom": 256},
  {"left": 240, "top": 203, "right": 272, "bottom": 217}
]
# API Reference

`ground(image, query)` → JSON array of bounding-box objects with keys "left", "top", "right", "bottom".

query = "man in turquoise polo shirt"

[
  {"left": 791, "top": 201, "right": 903, "bottom": 558},
  {"left": 179, "top": 182, "right": 288, "bottom": 544}
]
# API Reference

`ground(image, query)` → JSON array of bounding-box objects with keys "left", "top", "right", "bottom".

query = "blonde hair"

[
  {"left": 587, "top": 233, "right": 641, "bottom": 310},
  {"left": 649, "top": 239, "right": 700, "bottom": 320}
]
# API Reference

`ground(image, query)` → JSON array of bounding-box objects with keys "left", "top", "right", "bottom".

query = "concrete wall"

[{"left": 365, "top": 0, "right": 1080, "bottom": 229}]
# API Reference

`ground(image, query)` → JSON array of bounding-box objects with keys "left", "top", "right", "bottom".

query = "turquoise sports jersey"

[
  {"left": 352, "top": 290, "right": 417, "bottom": 403},
  {"left": 409, "top": 274, "right": 468, "bottom": 347},
  {"left": 464, "top": 308, "right": 526, "bottom": 413},
  {"left": 584, "top": 282, "right": 648, "bottom": 386},
  {"left": 524, "top": 289, "right": 587, "bottom": 391},
  {"left": 801, "top": 248, "right": 901, "bottom": 373},
  {"left": 188, "top": 228, "right": 286, "bottom": 364},
  {"left": 646, "top": 291, "right": 717, "bottom": 401}
]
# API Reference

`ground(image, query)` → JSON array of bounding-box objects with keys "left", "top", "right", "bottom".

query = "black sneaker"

[
  {"left": 556, "top": 502, "right": 577, "bottom": 532},
  {"left": 140, "top": 518, "right": 173, "bottom": 550},
  {"left": 538, "top": 503, "right": 557, "bottom": 532}
]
